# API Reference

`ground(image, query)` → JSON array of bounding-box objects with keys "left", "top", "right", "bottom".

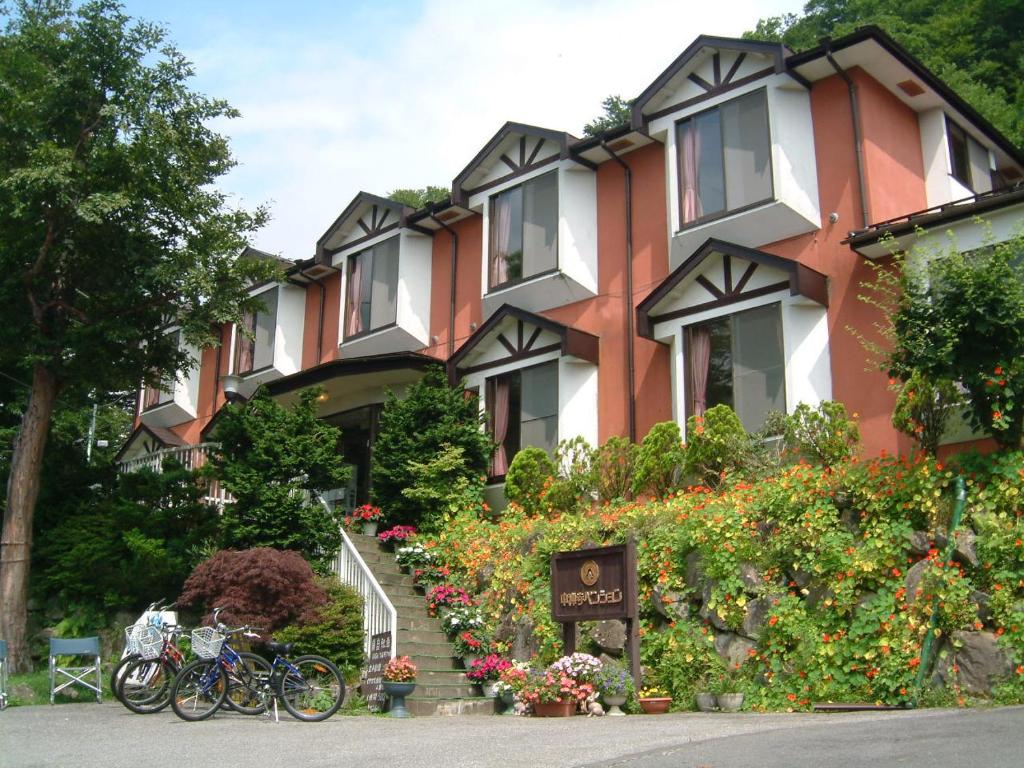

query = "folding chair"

[
  {"left": 0, "top": 639, "right": 8, "bottom": 710},
  {"left": 49, "top": 636, "right": 102, "bottom": 704}
]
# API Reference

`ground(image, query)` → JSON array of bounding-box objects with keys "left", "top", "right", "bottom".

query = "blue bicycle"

[{"left": 170, "top": 608, "right": 344, "bottom": 722}]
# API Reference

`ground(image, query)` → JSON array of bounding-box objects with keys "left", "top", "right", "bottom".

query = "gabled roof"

[
  {"left": 452, "top": 122, "right": 578, "bottom": 206},
  {"left": 448, "top": 304, "right": 599, "bottom": 379},
  {"left": 114, "top": 422, "right": 186, "bottom": 463},
  {"left": 315, "top": 192, "right": 416, "bottom": 262},
  {"left": 637, "top": 239, "right": 828, "bottom": 338},
  {"left": 631, "top": 35, "right": 791, "bottom": 128}
]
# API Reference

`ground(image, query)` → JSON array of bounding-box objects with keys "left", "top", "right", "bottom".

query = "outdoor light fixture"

[{"left": 221, "top": 373, "right": 245, "bottom": 403}]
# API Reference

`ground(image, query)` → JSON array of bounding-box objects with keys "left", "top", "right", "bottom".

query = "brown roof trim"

[
  {"left": 636, "top": 238, "right": 828, "bottom": 339},
  {"left": 844, "top": 183, "right": 1024, "bottom": 250},
  {"left": 631, "top": 36, "right": 789, "bottom": 129},
  {"left": 315, "top": 192, "right": 415, "bottom": 262},
  {"left": 452, "top": 122, "right": 577, "bottom": 206},
  {"left": 113, "top": 422, "right": 186, "bottom": 463},
  {"left": 448, "top": 304, "right": 599, "bottom": 380},
  {"left": 263, "top": 352, "right": 437, "bottom": 396},
  {"left": 786, "top": 25, "right": 1024, "bottom": 167}
]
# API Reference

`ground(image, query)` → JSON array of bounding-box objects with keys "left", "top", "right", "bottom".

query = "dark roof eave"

[{"left": 263, "top": 352, "right": 438, "bottom": 397}]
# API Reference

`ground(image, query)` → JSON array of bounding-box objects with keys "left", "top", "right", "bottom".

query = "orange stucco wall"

[
  {"left": 425, "top": 214, "right": 484, "bottom": 360},
  {"left": 163, "top": 324, "right": 231, "bottom": 443}
]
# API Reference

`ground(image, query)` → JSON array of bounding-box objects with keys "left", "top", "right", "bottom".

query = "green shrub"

[
  {"left": 683, "top": 406, "right": 749, "bottom": 486},
  {"left": 544, "top": 437, "right": 596, "bottom": 514},
  {"left": 275, "top": 578, "right": 364, "bottom": 677},
  {"left": 504, "top": 447, "right": 556, "bottom": 516},
  {"left": 890, "top": 373, "right": 963, "bottom": 456},
  {"left": 401, "top": 443, "right": 487, "bottom": 533},
  {"left": 783, "top": 401, "right": 860, "bottom": 466},
  {"left": 593, "top": 436, "right": 637, "bottom": 502},
  {"left": 632, "top": 421, "right": 684, "bottom": 498}
]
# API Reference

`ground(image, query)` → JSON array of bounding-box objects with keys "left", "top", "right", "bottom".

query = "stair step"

[
  {"left": 396, "top": 615, "right": 443, "bottom": 632},
  {"left": 397, "top": 628, "right": 453, "bottom": 645},
  {"left": 405, "top": 668, "right": 470, "bottom": 685},
  {"left": 389, "top": 594, "right": 429, "bottom": 609},
  {"left": 409, "top": 682, "right": 480, "bottom": 698},
  {"left": 376, "top": 572, "right": 416, "bottom": 588},
  {"left": 397, "top": 650, "right": 463, "bottom": 669},
  {"left": 405, "top": 697, "right": 496, "bottom": 717}
]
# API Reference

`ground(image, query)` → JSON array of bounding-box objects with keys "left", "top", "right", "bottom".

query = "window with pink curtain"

[
  {"left": 234, "top": 310, "right": 255, "bottom": 374},
  {"left": 488, "top": 172, "right": 557, "bottom": 290},
  {"left": 489, "top": 189, "right": 516, "bottom": 287},
  {"left": 345, "top": 253, "right": 364, "bottom": 337},
  {"left": 487, "top": 361, "right": 558, "bottom": 479},
  {"left": 490, "top": 378, "right": 511, "bottom": 476},
  {"left": 686, "top": 324, "right": 712, "bottom": 417}
]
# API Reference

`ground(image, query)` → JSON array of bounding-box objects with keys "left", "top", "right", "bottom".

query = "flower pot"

[
  {"left": 696, "top": 692, "right": 717, "bottom": 712},
  {"left": 362, "top": 521, "right": 379, "bottom": 537},
  {"left": 461, "top": 654, "right": 481, "bottom": 669},
  {"left": 382, "top": 681, "right": 416, "bottom": 718},
  {"left": 533, "top": 699, "right": 575, "bottom": 717},
  {"left": 481, "top": 681, "right": 499, "bottom": 698},
  {"left": 602, "top": 693, "right": 627, "bottom": 716},
  {"left": 717, "top": 693, "right": 744, "bottom": 712},
  {"left": 639, "top": 697, "right": 672, "bottom": 714},
  {"left": 499, "top": 689, "right": 517, "bottom": 715}
]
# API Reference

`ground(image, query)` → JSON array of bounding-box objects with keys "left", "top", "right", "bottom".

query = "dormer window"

[
  {"left": 344, "top": 236, "right": 399, "bottom": 339},
  {"left": 677, "top": 88, "right": 772, "bottom": 227},
  {"left": 488, "top": 171, "right": 558, "bottom": 290},
  {"left": 946, "top": 116, "right": 992, "bottom": 194},
  {"left": 235, "top": 287, "right": 278, "bottom": 375}
]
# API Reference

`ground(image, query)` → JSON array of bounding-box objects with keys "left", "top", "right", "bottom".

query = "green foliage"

[
  {"left": 745, "top": 0, "right": 1024, "bottom": 146},
  {"left": 372, "top": 366, "right": 491, "bottom": 525},
  {"left": 274, "top": 578, "right": 364, "bottom": 677},
  {"left": 582, "top": 95, "right": 634, "bottom": 137},
  {"left": 684, "top": 406, "right": 749, "bottom": 486},
  {"left": 783, "top": 401, "right": 861, "bottom": 467},
  {"left": 891, "top": 372, "right": 964, "bottom": 456},
  {"left": 593, "top": 436, "right": 637, "bottom": 502},
  {"left": 402, "top": 442, "right": 488, "bottom": 533},
  {"left": 544, "top": 437, "right": 596, "bottom": 514},
  {"left": 386, "top": 186, "right": 450, "bottom": 209},
  {"left": 503, "top": 447, "right": 556, "bottom": 517},
  {"left": 640, "top": 622, "right": 720, "bottom": 707},
  {"left": 209, "top": 387, "right": 349, "bottom": 572},
  {"left": 33, "top": 460, "right": 218, "bottom": 614},
  {"left": 888, "top": 233, "right": 1024, "bottom": 448},
  {"left": 632, "top": 421, "right": 684, "bottom": 498}
]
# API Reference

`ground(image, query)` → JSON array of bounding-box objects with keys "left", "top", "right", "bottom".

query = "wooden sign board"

[
  {"left": 551, "top": 542, "right": 637, "bottom": 622},
  {"left": 363, "top": 632, "right": 392, "bottom": 712}
]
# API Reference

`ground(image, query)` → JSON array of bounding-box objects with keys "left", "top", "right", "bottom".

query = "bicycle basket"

[
  {"left": 124, "top": 624, "right": 164, "bottom": 658},
  {"left": 191, "top": 627, "right": 226, "bottom": 659}
]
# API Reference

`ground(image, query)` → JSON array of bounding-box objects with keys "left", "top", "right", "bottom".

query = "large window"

[
  {"left": 487, "top": 360, "right": 558, "bottom": 478},
  {"left": 677, "top": 89, "right": 772, "bottom": 227},
  {"left": 488, "top": 171, "right": 558, "bottom": 290},
  {"left": 235, "top": 288, "right": 278, "bottom": 375},
  {"left": 684, "top": 303, "right": 784, "bottom": 431},
  {"left": 143, "top": 331, "right": 181, "bottom": 409},
  {"left": 946, "top": 117, "right": 992, "bottom": 194},
  {"left": 344, "top": 237, "right": 399, "bottom": 339}
]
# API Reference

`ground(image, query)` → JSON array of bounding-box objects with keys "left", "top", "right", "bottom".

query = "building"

[{"left": 117, "top": 25, "right": 1024, "bottom": 509}]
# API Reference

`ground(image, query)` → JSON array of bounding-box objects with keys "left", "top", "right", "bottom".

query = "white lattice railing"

[
  {"left": 331, "top": 518, "right": 397, "bottom": 660},
  {"left": 117, "top": 443, "right": 232, "bottom": 507}
]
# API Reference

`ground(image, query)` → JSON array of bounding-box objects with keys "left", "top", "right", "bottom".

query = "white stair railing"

[{"left": 329, "top": 514, "right": 397, "bottom": 660}]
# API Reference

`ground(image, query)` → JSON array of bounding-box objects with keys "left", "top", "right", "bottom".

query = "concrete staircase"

[{"left": 349, "top": 533, "right": 495, "bottom": 716}]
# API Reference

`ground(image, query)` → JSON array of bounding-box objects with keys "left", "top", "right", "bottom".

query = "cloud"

[{"left": 178, "top": 0, "right": 801, "bottom": 256}]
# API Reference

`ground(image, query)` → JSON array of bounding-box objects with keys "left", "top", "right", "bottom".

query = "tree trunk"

[{"left": 1, "top": 363, "right": 59, "bottom": 673}]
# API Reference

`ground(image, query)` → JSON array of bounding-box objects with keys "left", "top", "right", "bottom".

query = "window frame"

[
  {"left": 342, "top": 235, "right": 401, "bottom": 342},
  {"left": 485, "top": 358, "right": 559, "bottom": 482},
  {"left": 142, "top": 330, "right": 182, "bottom": 410},
  {"left": 674, "top": 86, "right": 775, "bottom": 231},
  {"left": 234, "top": 287, "right": 278, "bottom": 376},
  {"left": 487, "top": 169, "right": 560, "bottom": 292}
]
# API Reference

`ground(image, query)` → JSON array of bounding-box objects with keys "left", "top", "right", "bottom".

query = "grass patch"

[{"left": 7, "top": 666, "right": 112, "bottom": 707}]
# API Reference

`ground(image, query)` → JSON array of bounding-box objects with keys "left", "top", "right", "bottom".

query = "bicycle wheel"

[
  {"left": 224, "top": 651, "right": 271, "bottom": 715},
  {"left": 118, "top": 656, "right": 179, "bottom": 714},
  {"left": 277, "top": 655, "right": 345, "bottom": 722},
  {"left": 109, "top": 653, "right": 141, "bottom": 704},
  {"left": 170, "top": 658, "right": 227, "bottom": 721}
]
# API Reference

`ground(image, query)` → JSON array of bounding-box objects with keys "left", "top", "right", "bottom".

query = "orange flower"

[
  {"left": 787, "top": 693, "right": 797, "bottom": 702},
  {"left": 908, "top": 657, "right": 920, "bottom": 669},
  {"left": 768, "top": 615, "right": 779, "bottom": 626}
]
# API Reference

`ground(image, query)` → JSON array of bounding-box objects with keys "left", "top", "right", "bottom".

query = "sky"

[{"left": 118, "top": 0, "right": 805, "bottom": 258}]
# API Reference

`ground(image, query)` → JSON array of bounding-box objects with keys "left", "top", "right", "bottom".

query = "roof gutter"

[
  {"left": 599, "top": 139, "right": 637, "bottom": 443},
  {"left": 823, "top": 39, "right": 870, "bottom": 229},
  {"left": 428, "top": 210, "right": 459, "bottom": 359}
]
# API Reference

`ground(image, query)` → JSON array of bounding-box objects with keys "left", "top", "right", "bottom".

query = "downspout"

[
  {"left": 600, "top": 140, "right": 637, "bottom": 443},
  {"left": 428, "top": 210, "right": 459, "bottom": 359},
  {"left": 823, "top": 41, "right": 871, "bottom": 228}
]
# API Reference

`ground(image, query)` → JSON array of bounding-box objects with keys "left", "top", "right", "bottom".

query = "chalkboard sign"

[{"left": 363, "top": 632, "right": 392, "bottom": 712}]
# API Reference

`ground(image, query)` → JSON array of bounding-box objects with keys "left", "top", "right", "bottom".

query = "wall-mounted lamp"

[{"left": 221, "top": 373, "right": 245, "bottom": 404}]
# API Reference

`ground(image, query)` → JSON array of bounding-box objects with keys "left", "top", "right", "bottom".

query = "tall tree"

[
  {"left": 0, "top": 1, "right": 272, "bottom": 670},
  {"left": 746, "top": 0, "right": 1024, "bottom": 147},
  {"left": 387, "top": 186, "right": 450, "bottom": 209},
  {"left": 582, "top": 95, "right": 634, "bottom": 137}
]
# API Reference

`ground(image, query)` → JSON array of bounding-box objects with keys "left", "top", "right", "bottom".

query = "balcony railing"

[{"left": 117, "top": 442, "right": 232, "bottom": 507}]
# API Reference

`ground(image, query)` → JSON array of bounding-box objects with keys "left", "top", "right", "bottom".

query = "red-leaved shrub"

[{"left": 177, "top": 548, "right": 328, "bottom": 631}]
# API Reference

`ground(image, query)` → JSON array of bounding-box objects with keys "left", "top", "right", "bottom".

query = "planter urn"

[
  {"left": 499, "top": 689, "right": 517, "bottom": 715},
  {"left": 382, "top": 681, "right": 416, "bottom": 718},
  {"left": 696, "top": 692, "right": 717, "bottom": 712},
  {"left": 533, "top": 699, "right": 575, "bottom": 717},
  {"left": 638, "top": 696, "right": 672, "bottom": 714},
  {"left": 602, "top": 693, "right": 627, "bottom": 716},
  {"left": 717, "top": 692, "right": 744, "bottom": 712}
]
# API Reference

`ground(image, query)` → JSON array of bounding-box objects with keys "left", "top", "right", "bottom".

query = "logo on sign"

[{"left": 580, "top": 560, "right": 600, "bottom": 586}]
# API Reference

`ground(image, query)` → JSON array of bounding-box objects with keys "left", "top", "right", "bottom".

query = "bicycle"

[
  {"left": 110, "top": 599, "right": 177, "bottom": 702},
  {"left": 114, "top": 623, "right": 188, "bottom": 714},
  {"left": 170, "top": 609, "right": 344, "bottom": 722}
]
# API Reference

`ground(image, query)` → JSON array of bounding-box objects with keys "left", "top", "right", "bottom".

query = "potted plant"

[
  {"left": 518, "top": 670, "right": 575, "bottom": 717},
  {"left": 452, "top": 628, "right": 486, "bottom": 668},
  {"left": 496, "top": 662, "right": 529, "bottom": 715},
  {"left": 382, "top": 655, "right": 417, "bottom": 718},
  {"left": 344, "top": 504, "right": 383, "bottom": 536},
  {"left": 377, "top": 524, "right": 416, "bottom": 549},
  {"left": 714, "top": 666, "right": 745, "bottom": 712},
  {"left": 593, "top": 661, "right": 633, "bottom": 716},
  {"left": 440, "top": 605, "right": 485, "bottom": 637},
  {"left": 638, "top": 684, "right": 672, "bottom": 714},
  {"left": 395, "top": 542, "right": 434, "bottom": 573},
  {"left": 465, "top": 654, "right": 512, "bottom": 698},
  {"left": 425, "top": 584, "right": 472, "bottom": 617}
]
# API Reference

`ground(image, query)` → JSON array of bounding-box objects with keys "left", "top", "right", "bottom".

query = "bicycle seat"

[{"left": 265, "top": 641, "right": 295, "bottom": 656}]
